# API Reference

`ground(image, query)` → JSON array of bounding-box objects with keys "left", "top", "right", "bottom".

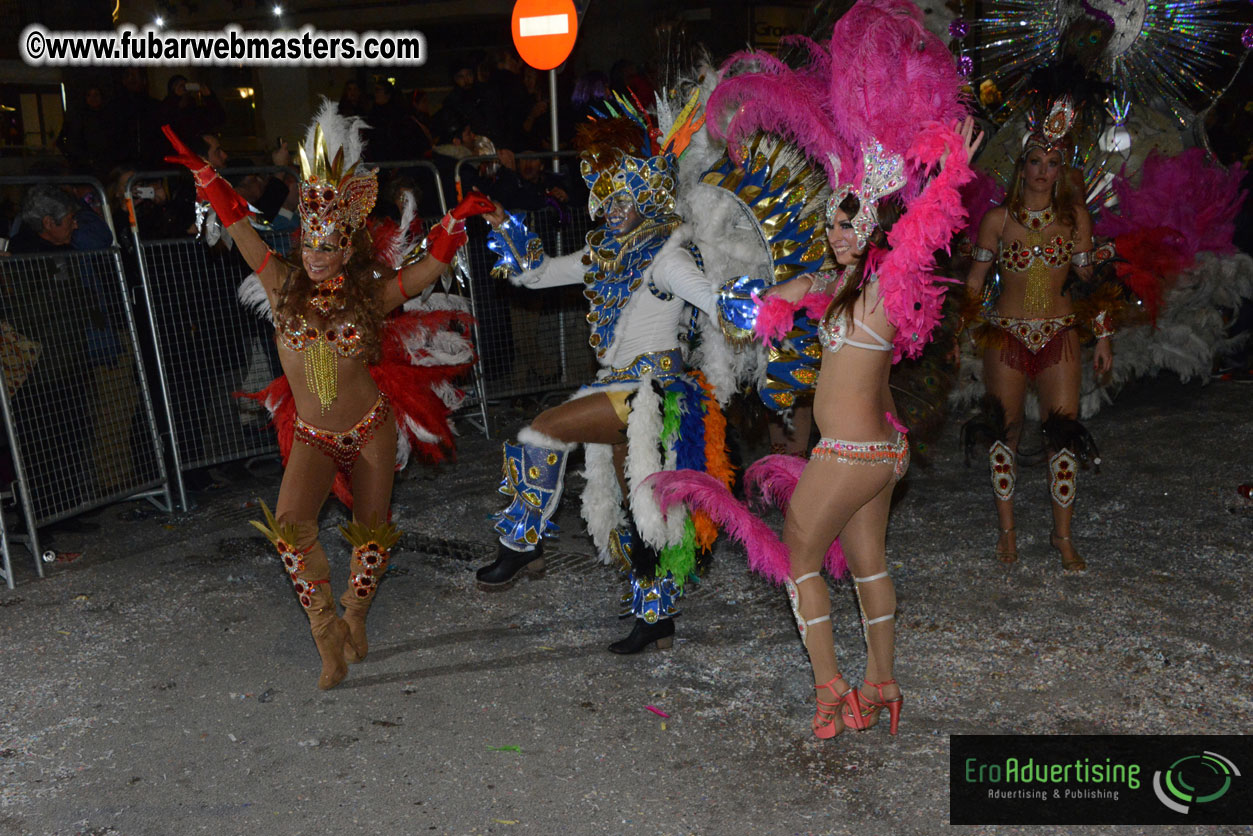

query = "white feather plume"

[
  {"left": 302, "top": 97, "right": 369, "bottom": 174},
  {"left": 580, "top": 442, "right": 625, "bottom": 561},
  {"left": 237, "top": 273, "right": 273, "bottom": 322}
]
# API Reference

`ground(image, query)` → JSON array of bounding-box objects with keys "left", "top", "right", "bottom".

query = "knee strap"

[
  {"left": 853, "top": 570, "right": 895, "bottom": 630},
  {"left": 989, "top": 440, "right": 1016, "bottom": 501},
  {"left": 1049, "top": 448, "right": 1077, "bottom": 507},
  {"left": 786, "top": 571, "right": 831, "bottom": 643}
]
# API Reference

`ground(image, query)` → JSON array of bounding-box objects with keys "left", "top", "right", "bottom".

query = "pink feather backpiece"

[{"left": 961, "top": 169, "right": 1006, "bottom": 245}]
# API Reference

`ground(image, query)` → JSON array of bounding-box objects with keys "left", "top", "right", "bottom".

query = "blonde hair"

[{"left": 1006, "top": 137, "right": 1082, "bottom": 230}]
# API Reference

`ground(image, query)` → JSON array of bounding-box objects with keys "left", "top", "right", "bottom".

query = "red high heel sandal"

[
  {"left": 844, "top": 678, "right": 903, "bottom": 734},
  {"left": 813, "top": 674, "right": 862, "bottom": 740}
]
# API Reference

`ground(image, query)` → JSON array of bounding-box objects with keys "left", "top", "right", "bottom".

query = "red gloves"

[
  {"left": 450, "top": 191, "right": 496, "bottom": 221},
  {"left": 162, "top": 124, "right": 252, "bottom": 228},
  {"left": 426, "top": 191, "right": 497, "bottom": 263}
]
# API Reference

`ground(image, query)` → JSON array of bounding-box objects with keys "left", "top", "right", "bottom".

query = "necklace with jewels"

[
  {"left": 1014, "top": 204, "right": 1055, "bottom": 231},
  {"left": 309, "top": 273, "right": 346, "bottom": 316},
  {"left": 1014, "top": 205, "right": 1056, "bottom": 315}
]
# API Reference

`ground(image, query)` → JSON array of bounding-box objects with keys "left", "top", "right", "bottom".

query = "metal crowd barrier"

[
  {"left": 452, "top": 152, "right": 597, "bottom": 435},
  {"left": 0, "top": 176, "right": 172, "bottom": 586}
]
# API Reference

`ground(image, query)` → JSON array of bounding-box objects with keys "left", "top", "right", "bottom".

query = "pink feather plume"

[
  {"left": 1096, "top": 149, "right": 1246, "bottom": 262},
  {"left": 753, "top": 291, "right": 832, "bottom": 345},
  {"left": 879, "top": 122, "right": 973, "bottom": 360},
  {"left": 707, "top": 38, "right": 853, "bottom": 185},
  {"left": 644, "top": 470, "right": 793, "bottom": 585},
  {"left": 828, "top": 0, "right": 967, "bottom": 200},
  {"left": 961, "top": 169, "right": 1005, "bottom": 245}
]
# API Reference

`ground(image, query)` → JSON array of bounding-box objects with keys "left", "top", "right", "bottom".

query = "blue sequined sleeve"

[{"left": 486, "top": 210, "right": 545, "bottom": 276}]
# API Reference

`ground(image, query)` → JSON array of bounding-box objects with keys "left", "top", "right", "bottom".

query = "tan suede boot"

[
  {"left": 339, "top": 519, "right": 401, "bottom": 664},
  {"left": 252, "top": 503, "right": 350, "bottom": 690}
]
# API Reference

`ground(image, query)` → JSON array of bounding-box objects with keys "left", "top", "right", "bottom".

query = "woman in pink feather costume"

[
  {"left": 761, "top": 116, "right": 979, "bottom": 739},
  {"left": 690, "top": 0, "right": 981, "bottom": 739}
]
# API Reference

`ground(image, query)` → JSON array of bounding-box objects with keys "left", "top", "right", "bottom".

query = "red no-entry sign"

[{"left": 511, "top": 0, "right": 578, "bottom": 70}]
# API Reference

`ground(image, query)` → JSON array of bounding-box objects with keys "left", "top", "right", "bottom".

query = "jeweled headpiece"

[
  {"left": 580, "top": 148, "right": 678, "bottom": 221},
  {"left": 825, "top": 139, "right": 907, "bottom": 249},
  {"left": 576, "top": 91, "right": 701, "bottom": 223},
  {"left": 1022, "top": 96, "right": 1076, "bottom": 159},
  {"left": 297, "top": 99, "right": 378, "bottom": 249}
]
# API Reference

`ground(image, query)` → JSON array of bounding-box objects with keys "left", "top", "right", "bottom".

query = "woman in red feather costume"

[{"left": 164, "top": 100, "right": 496, "bottom": 690}]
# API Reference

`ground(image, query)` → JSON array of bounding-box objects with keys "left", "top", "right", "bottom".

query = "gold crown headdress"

[
  {"left": 825, "top": 139, "right": 907, "bottom": 249},
  {"left": 297, "top": 99, "right": 378, "bottom": 249},
  {"left": 1022, "top": 96, "right": 1077, "bottom": 159}
]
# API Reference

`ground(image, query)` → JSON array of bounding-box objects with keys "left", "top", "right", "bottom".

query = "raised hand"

[
  {"left": 450, "top": 190, "right": 497, "bottom": 221},
  {"left": 162, "top": 124, "right": 210, "bottom": 175},
  {"left": 162, "top": 124, "right": 252, "bottom": 227},
  {"left": 940, "top": 116, "right": 985, "bottom": 170},
  {"left": 958, "top": 115, "right": 985, "bottom": 160}
]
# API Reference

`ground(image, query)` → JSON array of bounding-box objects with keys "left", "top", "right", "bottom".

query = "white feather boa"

[
  {"left": 580, "top": 442, "right": 625, "bottom": 562},
  {"left": 623, "top": 376, "right": 689, "bottom": 551}
]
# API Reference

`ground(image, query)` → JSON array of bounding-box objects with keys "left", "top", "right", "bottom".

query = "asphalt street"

[{"left": 0, "top": 376, "right": 1249, "bottom": 836}]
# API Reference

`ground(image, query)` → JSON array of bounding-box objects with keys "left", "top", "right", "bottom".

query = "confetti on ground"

[
  {"left": 645, "top": 705, "right": 669, "bottom": 718},
  {"left": 486, "top": 745, "right": 521, "bottom": 753}
]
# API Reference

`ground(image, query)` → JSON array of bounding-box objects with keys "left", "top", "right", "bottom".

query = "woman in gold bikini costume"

[
  {"left": 163, "top": 103, "right": 495, "bottom": 689},
  {"left": 965, "top": 99, "right": 1113, "bottom": 572}
]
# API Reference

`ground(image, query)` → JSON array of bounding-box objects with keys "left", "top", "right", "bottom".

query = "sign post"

[{"left": 512, "top": 0, "right": 578, "bottom": 170}]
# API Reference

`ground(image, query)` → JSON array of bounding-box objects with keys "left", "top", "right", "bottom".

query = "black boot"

[
  {"left": 475, "top": 541, "right": 545, "bottom": 591},
  {"left": 608, "top": 617, "right": 675, "bottom": 654}
]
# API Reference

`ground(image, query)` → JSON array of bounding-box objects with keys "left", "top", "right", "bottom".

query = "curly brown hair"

[{"left": 275, "top": 227, "right": 385, "bottom": 364}]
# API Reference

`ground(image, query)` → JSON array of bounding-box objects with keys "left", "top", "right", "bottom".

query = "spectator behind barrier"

[
  {"left": 365, "top": 80, "right": 426, "bottom": 163},
  {"left": 5, "top": 186, "right": 96, "bottom": 508},
  {"left": 440, "top": 54, "right": 500, "bottom": 152},
  {"left": 56, "top": 86, "right": 124, "bottom": 180},
  {"left": 338, "top": 79, "right": 367, "bottom": 118},
  {"left": 158, "top": 76, "right": 227, "bottom": 145},
  {"left": 229, "top": 140, "right": 299, "bottom": 232},
  {"left": 116, "top": 67, "right": 164, "bottom": 169}
]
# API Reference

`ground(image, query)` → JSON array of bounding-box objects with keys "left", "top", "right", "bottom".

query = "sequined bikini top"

[
  {"left": 277, "top": 313, "right": 364, "bottom": 358},
  {"left": 817, "top": 311, "right": 892, "bottom": 354},
  {"left": 999, "top": 205, "right": 1074, "bottom": 272}
]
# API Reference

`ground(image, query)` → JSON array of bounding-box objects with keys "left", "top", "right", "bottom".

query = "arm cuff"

[
  {"left": 486, "top": 210, "right": 544, "bottom": 276},
  {"left": 971, "top": 246, "right": 995, "bottom": 263},
  {"left": 1092, "top": 310, "right": 1116, "bottom": 340}
]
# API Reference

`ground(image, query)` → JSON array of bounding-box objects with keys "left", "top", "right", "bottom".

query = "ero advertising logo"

[
  {"left": 1152, "top": 751, "right": 1241, "bottom": 814},
  {"left": 950, "top": 735, "right": 1250, "bottom": 825}
]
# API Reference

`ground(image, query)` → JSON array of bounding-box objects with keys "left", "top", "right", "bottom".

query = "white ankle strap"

[
  {"left": 864, "top": 613, "right": 895, "bottom": 626},
  {"left": 854, "top": 571, "right": 889, "bottom": 583},
  {"left": 793, "top": 572, "right": 823, "bottom": 584},
  {"left": 805, "top": 614, "right": 831, "bottom": 626}
]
